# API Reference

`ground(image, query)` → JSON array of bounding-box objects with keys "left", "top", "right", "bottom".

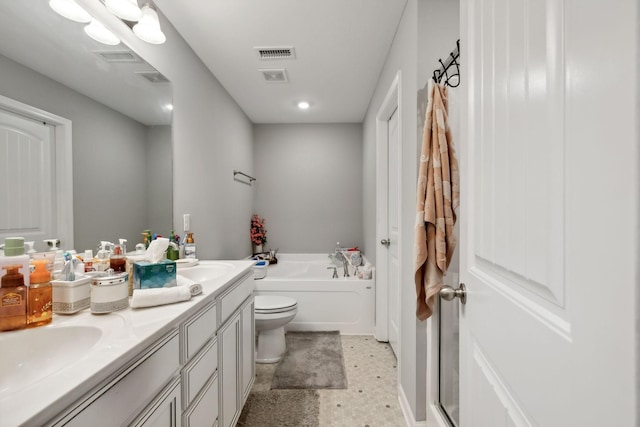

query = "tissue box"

[{"left": 133, "top": 260, "right": 177, "bottom": 289}]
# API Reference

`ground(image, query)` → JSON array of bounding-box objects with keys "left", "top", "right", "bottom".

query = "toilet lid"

[{"left": 255, "top": 295, "right": 297, "bottom": 313}]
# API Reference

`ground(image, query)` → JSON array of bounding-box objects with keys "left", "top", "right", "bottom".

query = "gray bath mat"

[
  {"left": 271, "top": 331, "right": 347, "bottom": 389},
  {"left": 237, "top": 389, "right": 319, "bottom": 427}
]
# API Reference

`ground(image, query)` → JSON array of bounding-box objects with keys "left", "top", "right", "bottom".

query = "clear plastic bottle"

[
  {"left": 28, "top": 259, "right": 52, "bottom": 327},
  {"left": 184, "top": 232, "right": 196, "bottom": 259}
]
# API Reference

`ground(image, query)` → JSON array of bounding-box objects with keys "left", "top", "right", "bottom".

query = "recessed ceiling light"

[{"left": 298, "top": 101, "right": 310, "bottom": 110}]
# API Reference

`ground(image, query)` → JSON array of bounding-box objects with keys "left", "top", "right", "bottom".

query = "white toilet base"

[{"left": 256, "top": 326, "right": 286, "bottom": 363}]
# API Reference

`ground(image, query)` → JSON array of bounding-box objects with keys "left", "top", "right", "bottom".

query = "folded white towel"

[
  {"left": 131, "top": 286, "right": 192, "bottom": 308},
  {"left": 176, "top": 274, "right": 203, "bottom": 296}
]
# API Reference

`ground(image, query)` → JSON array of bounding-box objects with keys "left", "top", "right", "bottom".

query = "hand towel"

[
  {"left": 414, "top": 79, "right": 460, "bottom": 320},
  {"left": 176, "top": 274, "right": 203, "bottom": 296},
  {"left": 131, "top": 285, "right": 192, "bottom": 308}
]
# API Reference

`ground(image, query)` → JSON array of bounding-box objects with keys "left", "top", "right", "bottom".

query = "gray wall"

[
  {"left": 253, "top": 124, "right": 363, "bottom": 253},
  {"left": 123, "top": 10, "right": 254, "bottom": 260},
  {"left": 0, "top": 54, "right": 151, "bottom": 253},
  {"left": 362, "top": 0, "right": 459, "bottom": 422},
  {"left": 146, "top": 125, "right": 173, "bottom": 237}
]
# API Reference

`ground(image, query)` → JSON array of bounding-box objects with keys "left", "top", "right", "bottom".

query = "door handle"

[
  {"left": 380, "top": 239, "right": 390, "bottom": 247},
  {"left": 439, "top": 283, "right": 467, "bottom": 305}
]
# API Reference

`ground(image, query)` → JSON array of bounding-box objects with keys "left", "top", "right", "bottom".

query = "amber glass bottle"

[
  {"left": 0, "top": 265, "right": 27, "bottom": 331},
  {"left": 28, "top": 259, "right": 52, "bottom": 327}
]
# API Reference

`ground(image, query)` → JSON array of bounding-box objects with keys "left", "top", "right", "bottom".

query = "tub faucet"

[
  {"left": 327, "top": 266, "right": 339, "bottom": 279},
  {"left": 335, "top": 251, "right": 350, "bottom": 277}
]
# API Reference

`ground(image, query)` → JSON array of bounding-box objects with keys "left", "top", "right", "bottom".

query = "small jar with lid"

[{"left": 90, "top": 270, "right": 129, "bottom": 314}]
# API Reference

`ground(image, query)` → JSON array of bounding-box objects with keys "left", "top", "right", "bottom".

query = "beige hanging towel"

[{"left": 414, "top": 80, "right": 460, "bottom": 321}]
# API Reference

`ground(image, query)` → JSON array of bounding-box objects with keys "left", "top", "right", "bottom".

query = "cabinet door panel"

[
  {"left": 241, "top": 297, "right": 255, "bottom": 402},
  {"left": 219, "top": 312, "right": 240, "bottom": 427},
  {"left": 135, "top": 378, "right": 182, "bottom": 427}
]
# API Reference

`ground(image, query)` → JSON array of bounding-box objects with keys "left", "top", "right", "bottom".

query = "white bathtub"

[{"left": 253, "top": 253, "right": 375, "bottom": 334}]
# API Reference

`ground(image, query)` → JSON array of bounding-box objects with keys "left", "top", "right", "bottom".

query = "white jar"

[{"left": 90, "top": 272, "right": 129, "bottom": 314}]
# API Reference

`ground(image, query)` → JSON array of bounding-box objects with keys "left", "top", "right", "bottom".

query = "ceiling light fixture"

[
  {"left": 48, "top": 0, "right": 92, "bottom": 23},
  {"left": 84, "top": 18, "right": 121, "bottom": 45},
  {"left": 105, "top": 0, "right": 142, "bottom": 21},
  {"left": 133, "top": 4, "right": 166, "bottom": 45},
  {"left": 49, "top": 0, "right": 166, "bottom": 46},
  {"left": 298, "top": 101, "right": 310, "bottom": 110}
]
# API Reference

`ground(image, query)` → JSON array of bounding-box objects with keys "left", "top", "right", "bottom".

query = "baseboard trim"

[{"left": 398, "top": 385, "right": 427, "bottom": 427}]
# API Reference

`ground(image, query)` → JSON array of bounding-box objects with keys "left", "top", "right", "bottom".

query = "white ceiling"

[{"left": 154, "top": 0, "right": 407, "bottom": 124}]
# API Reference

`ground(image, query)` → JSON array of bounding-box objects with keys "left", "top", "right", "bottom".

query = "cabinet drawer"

[
  {"left": 218, "top": 275, "right": 253, "bottom": 325},
  {"left": 183, "top": 372, "right": 218, "bottom": 427},
  {"left": 63, "top": 330, "right": 180, "bottom": 426},
  {"left": 182, "top": 301, "right": 217, "bottom": 362},
  {"left": 182, "top": 337, "right": 218, "bottom": 408}
]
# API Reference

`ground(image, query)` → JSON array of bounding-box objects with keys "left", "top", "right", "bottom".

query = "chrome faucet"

[
  {"left": 327, "top": 266, "right": 339, "bottom": 279},
  {"left": 335, "top": 250, "right": 350, "bottom": 277}
]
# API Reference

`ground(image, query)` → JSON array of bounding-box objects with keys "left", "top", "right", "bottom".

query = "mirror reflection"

[{"left": 0, "top": 0, "right": 173, "bottom": 253}]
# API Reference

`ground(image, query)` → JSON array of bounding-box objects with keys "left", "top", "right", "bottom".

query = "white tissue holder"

[
  {"left": 52, "top": 275, "right": 92, "bottom": 314},
  {"left": 252, "top": 260, "right": 268, "bottom": 280}
]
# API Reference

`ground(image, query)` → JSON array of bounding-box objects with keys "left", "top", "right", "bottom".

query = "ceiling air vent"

[
  {"left": 135, "top": 71, "right": 170, "bottom": 84},
  {"left": 255, "top": 46, "right": 296, "bottom": 61},
  {"left": 94, "top": 50, "right": 142, "bottom": 63},
  {"left": 260, "top": 69, "right": 288, "bottom": 83}
]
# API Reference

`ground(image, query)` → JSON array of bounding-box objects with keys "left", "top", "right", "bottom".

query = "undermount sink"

[
  {"left": 0, "top": 325, "right": 102, "bottom": 394},
  {"left": 177, "top": 262, "right": 234, "bottom": 283}
]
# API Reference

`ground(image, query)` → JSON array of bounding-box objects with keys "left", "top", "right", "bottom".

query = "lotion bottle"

[
  {"left": 184, "top": 232, "right": 196, "bottom": 259},
  {"left": 28, "top": 260, "right": 52, "bottom": 327},
  {"left": 0, "top": 265, "right": 27, "bottom": 331}
]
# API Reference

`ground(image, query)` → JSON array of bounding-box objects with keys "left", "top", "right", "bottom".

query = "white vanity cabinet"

[
  {"left": 217, "top": 276, "right": 255, "bottom": 427},
  {"left": 52, "top": 330, "right": 182, "bottom": 427},
  {"left": 180, "top": 301, "right": 219, "bottom": 426},
  {"left": 44, "top": 269, "right": 255, "bottom": 427}
]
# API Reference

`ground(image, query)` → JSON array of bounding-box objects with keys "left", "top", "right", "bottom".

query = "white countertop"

[{"left": 0, "top": 260, "right": 254, "bottom": 427}]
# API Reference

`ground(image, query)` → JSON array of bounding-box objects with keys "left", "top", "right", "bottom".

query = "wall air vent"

[
  {"left": 135, "top": 71, "right": 170, "bottom": 83},
  {"left": 260, "top": 69, "right": 288, "bottom": 83},
  {"left": 255, "top": 46, "right": 296, "bottom": 60},
  {"left": 94, "top": 50, "right": 142, "bottom": 63}
]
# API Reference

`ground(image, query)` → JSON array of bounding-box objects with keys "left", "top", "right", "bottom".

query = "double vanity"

[{"left": 0, "top": 260, "right": 256, "bottom": 427}]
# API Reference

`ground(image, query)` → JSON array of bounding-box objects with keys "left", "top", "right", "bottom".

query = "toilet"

[{"left": 254, "top": 295, "right": 298, "bottom": 363}]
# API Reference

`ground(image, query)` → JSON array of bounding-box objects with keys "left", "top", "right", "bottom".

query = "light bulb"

[
  {"left": 105, "top": 0, "right": 142, "bottom": 21},
  {"left": 133, "top": 4, "right": 166, "bottom": 45},
  {"left": 84, "top": 19, "right": 120, "bottom": 45},
  {"left": 49, "top": 0, "right": 92, "bottom": 23}
]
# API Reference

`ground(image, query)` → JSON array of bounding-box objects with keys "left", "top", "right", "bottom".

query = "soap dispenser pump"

[
  {"left": 28, "top": 259, "right": 52, "bottom": 327},
  {"left": 0, "top": 264, "right": 27, "bottom": 331},
  {"left": 184, "top": 232, "right": 196, "bottom": 259}
]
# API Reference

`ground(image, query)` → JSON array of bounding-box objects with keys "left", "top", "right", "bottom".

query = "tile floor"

[{"left": 251, "top": 335, "right": 406, "bottom": 427}]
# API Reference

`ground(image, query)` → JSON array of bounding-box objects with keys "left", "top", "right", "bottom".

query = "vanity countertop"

[{"left": 0, "top": 260, "right": 254, "bottom": 427}]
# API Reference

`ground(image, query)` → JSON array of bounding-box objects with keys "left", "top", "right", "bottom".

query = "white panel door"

[
  {"left": 387, "top": 107, "right": 400, "bottom": 357},
  {"left": 459, "top": 0, "right": 638, "bottom": 425},
  {"left": 0, "top": 107, "right": 54, "bottom": 250}
]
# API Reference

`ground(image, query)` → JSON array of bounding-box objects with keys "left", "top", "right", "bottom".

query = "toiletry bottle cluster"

[{"left": 0, "top": 237, "right": 52, "bottom": 331}]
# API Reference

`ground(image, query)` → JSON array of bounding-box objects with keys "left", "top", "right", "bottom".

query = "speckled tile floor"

[{"left": 251, "top": 335, "right": 406, "bottom": 427}]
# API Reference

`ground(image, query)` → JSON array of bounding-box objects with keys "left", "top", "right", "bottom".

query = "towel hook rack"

[
  {"left": 233, "top": 170, "right": 256, "bottom": 184},
  {"left": 432, "top": 39, "right": 460, "bottom": 88}
]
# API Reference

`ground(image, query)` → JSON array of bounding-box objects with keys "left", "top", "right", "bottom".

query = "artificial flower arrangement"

[{"left": 250, "top": 214, "right": 267, "bottom": 246}]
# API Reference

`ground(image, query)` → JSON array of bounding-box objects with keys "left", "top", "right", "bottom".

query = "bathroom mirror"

[{"left": 0, "top": 0, "right": 173, "bottom": 252}]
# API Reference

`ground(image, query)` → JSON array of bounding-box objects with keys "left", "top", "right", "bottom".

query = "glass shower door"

[{"left": 438, "top": 276, "right": 460, "bottom": 426}]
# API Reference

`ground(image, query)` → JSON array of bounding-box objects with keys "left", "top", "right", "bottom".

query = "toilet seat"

[{"left": 255, "top": 295, "right": 297, "bottom": 314}]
